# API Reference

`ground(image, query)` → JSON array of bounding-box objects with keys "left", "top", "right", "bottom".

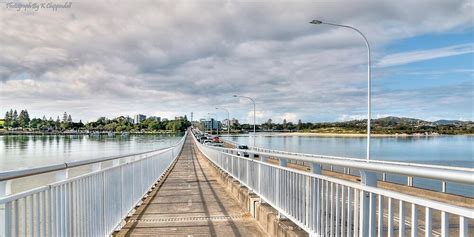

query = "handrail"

[
  {"left": 0, "top": 132, "right": 187, "bottom": 236},
  {"left": 221, "top": 138, "right": 473, "bottom": 172},
  {"left": 0, "top": 134, "right": 186, "bottom": 181},
  {"left": 194, "top": 134, "right": 473, "bottom": 185},
  {"left": 194, "top": 131, "right": 473, "bottom": 236},
  {"left": 220, "top": 146, "right": 473, "bottom": 185}
]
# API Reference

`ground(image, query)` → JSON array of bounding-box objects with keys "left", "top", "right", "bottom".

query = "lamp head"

[{"left": 310, "top": 20, "right": 323, "bottom": 24}]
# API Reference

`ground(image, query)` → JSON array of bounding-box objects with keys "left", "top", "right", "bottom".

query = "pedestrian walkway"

[{"left": 116, "top": 135, "right": 267, "bottom": 236}]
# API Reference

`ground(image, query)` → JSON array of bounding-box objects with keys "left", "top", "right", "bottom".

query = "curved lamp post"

[
  {"left": 310, "top": 19, "right": 372, "bottom": 161},
  {"left": 233, "top": 95, "right": 256, "bottom": 147},
  {"left": 216, "top": 107, "right": 230, "bottom": 135}
]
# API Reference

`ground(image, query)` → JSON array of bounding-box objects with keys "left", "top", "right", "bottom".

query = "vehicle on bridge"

[{"left": 237, "top": 144, "right": 250, "bottom": 157}]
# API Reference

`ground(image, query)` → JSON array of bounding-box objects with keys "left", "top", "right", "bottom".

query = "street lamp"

[
  {"left": 207, "top": 113, "right": 218, "bottom": 136},
  {"left": 233, "top": 95, "right": 256, "bottom": 147},
  {"left": 216, "top": 107, "right": 230, "bottom": 135},
  {"left": 310, "top": 19, "right": 372, "bottom": 161}
]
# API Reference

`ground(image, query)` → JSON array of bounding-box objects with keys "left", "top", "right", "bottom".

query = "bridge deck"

[{"left": 116, "top": 135, "right": 267, "bottom": 237}]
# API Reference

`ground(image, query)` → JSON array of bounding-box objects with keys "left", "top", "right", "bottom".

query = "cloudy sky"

[{"left": 1, "top": 0, "right": 473, "bottom": 123}]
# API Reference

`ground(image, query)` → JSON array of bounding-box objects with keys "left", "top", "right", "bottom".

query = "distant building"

[
  {"left": 126, "top": 116, "right": 134, "bottom": 124},
  {"left": 222, "top": 119, "right": 230, "bottom": 129},
  {"left": 149, "top": 116, "right": 161, "bottom": 122},
  {"left": 230, "top": 118, "right": 239, "bottom": 126},
  {"left": 200, "top": 118, "right": 219, "bottom": 130},
  {"left": 175, "top": 116, "right": 184, "bottom": 120},
  {"left": 134, "top": 114, "right": 146, "bottom": 124}
]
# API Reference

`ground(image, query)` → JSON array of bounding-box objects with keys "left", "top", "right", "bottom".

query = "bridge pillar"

[{"left": 359, "top": 170, "right": 377, "bottom": 237}]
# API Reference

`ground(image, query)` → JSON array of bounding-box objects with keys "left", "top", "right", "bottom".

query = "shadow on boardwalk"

[{"left": 115, "top": 134, "right": 267, "bottom": 237}]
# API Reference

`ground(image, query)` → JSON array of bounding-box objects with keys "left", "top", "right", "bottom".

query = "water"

[
  {"left": 227, "top": 134, "right": 474, "bottom": 168},
  {"left": 0, "top": 134, "right": 183, "bottom": 172}
]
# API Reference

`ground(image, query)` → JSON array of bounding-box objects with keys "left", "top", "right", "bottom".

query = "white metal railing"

[
  {"left": 222, "top": 138, "right": 473, "bottom": 195},
  {"left": 0, "top": 133, "right": 186, "bottom": 237},
  {"left": 194, "top": 133, "right": 473, "bottom": 237}
]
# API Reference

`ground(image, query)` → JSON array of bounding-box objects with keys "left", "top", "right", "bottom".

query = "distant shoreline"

[
  {"left": 268, "top": 132, "right": 471, "bottom": 137},
  {"left": 0, "top": 131, "right": 181, "bottom": 136}
]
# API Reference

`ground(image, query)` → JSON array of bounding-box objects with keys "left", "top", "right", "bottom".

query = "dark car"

[
  {"left": 199, "top": 136, "right": 208, "bottom": 143},
  {"left": 237, "top": 145, "right": 249, "bottom": 157}
]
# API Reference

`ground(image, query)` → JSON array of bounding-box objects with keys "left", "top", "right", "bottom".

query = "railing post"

[
  {"left": 277, "top": 158, "right": 287, "bottom": 219},
  {"left": 359, "top": 170, "right": 377, "bottom": 237},
  {"left": 0, "top": 180, "right": 12, "bottom": 237}
]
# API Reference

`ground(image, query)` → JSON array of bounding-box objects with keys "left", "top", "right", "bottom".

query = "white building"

[{"left": 134, "top": 114, "right": 146, "bottom": 124}]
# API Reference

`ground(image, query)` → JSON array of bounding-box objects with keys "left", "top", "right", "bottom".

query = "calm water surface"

[
  {"left": 0, "top": 134, "right": 183, "bottom": 172},
  {"left": 227, "top": 134, "right": 473, "bottom": 168}
]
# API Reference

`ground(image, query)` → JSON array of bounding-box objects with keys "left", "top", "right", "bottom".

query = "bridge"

[{"left": 0, "top": 130, "right": 472, "bottom": 236}]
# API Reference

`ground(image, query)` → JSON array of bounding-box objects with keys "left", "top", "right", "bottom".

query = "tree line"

[
  {"left": 231, "top": 117, "right": 474, "bottom": 135},
  {"left": 1, "top": 109, "right": 190, "bottom": 132}
]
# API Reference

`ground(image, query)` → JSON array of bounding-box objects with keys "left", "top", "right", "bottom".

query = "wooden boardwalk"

[{"left": 116, "top": 135, "right": 267, "bottom": 237}]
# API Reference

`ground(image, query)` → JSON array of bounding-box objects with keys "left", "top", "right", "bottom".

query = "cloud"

[
  {"left": 377, "top": 43, "right": 474, "bottom": 67},
  {"left": 0, "top": 0, "right": 472, "bottom": 122}
]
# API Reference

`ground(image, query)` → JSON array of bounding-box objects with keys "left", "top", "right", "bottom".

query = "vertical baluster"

[
  {"left": 341, "top": 185, "right": 346, "bottom": 237},
  {"left": 388, "top": 198, "right": 393, "bottom": 237},
  {"left": 377, "top": 195, "right": 384, "bottom": 237},
  {"left": 425, "top": 207, "right": 431, "bottom": 237},
  {"left": 399, "top": 200, "right": 405, "bottom": 237},
  {"left": 320, "top": 179, "right": 325, "bottom": 236},
  {"left": 369, "top": 193, "right": 375, "bottom": 237},
  {"left": 353, "top": 188, "right": 359, "bottom": 237},
  {"left": 459, "top": 216, "right": 468, "bottom": 237},
  {"left": 325, "top": 180, "right": 329, "bottom": 236},
  {"left": 23, "top": 197, "right": 27, "bottom": 236},
  {"left": 36, "top": 192, "right": 41, "bottom": 237},
  {"left": 440, "top": 212, "right": 448, "bottom": 237},
  {"left": 14, "top": 200, "right": 19, "bottom": 237},
  {"left": 316, "top": 179, "right": 321, "bottom": 235},
  {"left": 347, "top": 187, "right": 352, "bottom": 237},
  {"left": 47, "top": 189, "right": 52, "bottom": 237},
  {"left": 29, "top": 195, "right": 34, "bottom": 236},
  {"left": 4, "top": 201, "right": 12, "bottom": 237},
  {"left": 330, "top": 182, "right": 334, "bottom": 236},
  {"left": 411, "top": 203, "right": 418, "bottom": 237},
  {"left": 336, "top": 184, "right": 340, "bottom": 237}
]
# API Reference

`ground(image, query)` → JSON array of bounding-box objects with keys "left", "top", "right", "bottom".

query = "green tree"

[
  {"left": 4, "top": 110, "right": 11, "bottom": 127},
  {"left": 18, "top": 110, "right": 30, "bottom": 128}
]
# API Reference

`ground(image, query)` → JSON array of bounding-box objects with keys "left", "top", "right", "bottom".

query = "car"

[
  {"left": 199, "top": 136, "right": 208, "bottom": 143},
  {"left": 237, "top": 145, "right": 249, "bottom": 157},
  {"left": 210, "top": 142, "right": 224, "bottom": 147},
  {"left": 211, "top": 136, "right": 220, "bottom": 143}
]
